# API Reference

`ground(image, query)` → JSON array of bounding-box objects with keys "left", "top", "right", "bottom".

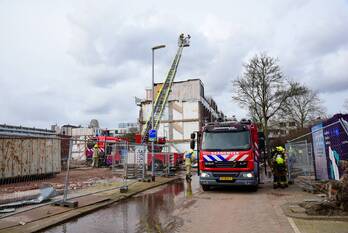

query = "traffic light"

[
  {"left": 258, "top": 132, "right": 265, "bottom": 150},
  {"left": 190, "top": 133, "right": 196, "bottom": 150}
]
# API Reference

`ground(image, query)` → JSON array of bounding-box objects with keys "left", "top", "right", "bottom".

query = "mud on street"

[{"left": 41, "top": 174, "right": 342, "bottom": 233}]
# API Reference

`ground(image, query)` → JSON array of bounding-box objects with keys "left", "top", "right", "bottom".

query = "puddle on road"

[{"left": 42, "top": 176, "right": 201, "bottom": 233}]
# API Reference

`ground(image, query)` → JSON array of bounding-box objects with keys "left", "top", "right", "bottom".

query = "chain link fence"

[
  {"left": 0, "top": 135, "right": 61, "bottom": 208},
  {"left": 285, "top": 140, "right": 314, "bottom": 183},
  {"left": 147, "top": 144, "right": 171, "bottom": 177},
  {"left": 0, "top": 136, "right": 144, "bottom": 215},
  {"left": 0, "top": 133, "right": 184, "bottom": 216}
]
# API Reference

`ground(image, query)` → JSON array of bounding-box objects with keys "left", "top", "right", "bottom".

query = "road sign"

[{"left": 148, "top": 129, "right": 157, "bottom": 142}]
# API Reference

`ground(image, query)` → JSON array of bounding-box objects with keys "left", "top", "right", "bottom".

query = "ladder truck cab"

[{"left": 199, "top": 119, "right": 262, "bottom": 191}]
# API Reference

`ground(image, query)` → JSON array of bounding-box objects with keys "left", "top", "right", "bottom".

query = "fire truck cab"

[{"left": 199, "top": 119, "right": 262, "bottom": 191}]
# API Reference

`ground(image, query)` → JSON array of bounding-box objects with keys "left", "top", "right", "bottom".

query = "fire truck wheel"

[{"left": 201, "top": 185, "right": 210, "bottom": 191}]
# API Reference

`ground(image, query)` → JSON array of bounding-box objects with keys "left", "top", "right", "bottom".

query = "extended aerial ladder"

[{"left": 141, "top": 34, "right": 190, "bottom": 143}]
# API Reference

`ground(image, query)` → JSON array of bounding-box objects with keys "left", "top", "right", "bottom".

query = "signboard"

[
  {"left": 323, "top": 114, "right": 348, "bottom": 180},
  {"left": 311, "top": 123, "right": 328, "bottom": 180},
  {"left": 148, "top": 129, "right": 157, "bottom": 142}
]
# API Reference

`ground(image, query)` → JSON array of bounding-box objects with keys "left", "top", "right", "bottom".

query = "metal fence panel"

[
  {"left": 286, "top": 141, "right": 315, "bottom": 182},
  {"left": 0, "top": 136, "right": 177, "bottom": 210},
  {"left": 146, "top": 144, "right": 172, "bottom": 177},
  {"left": 286, "top": 119, "right": 348, "bottom": 181}
]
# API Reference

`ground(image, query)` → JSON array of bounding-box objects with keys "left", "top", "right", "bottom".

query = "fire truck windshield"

[{"left": 201, "top": 130, "right": 251, "bottom": 151}]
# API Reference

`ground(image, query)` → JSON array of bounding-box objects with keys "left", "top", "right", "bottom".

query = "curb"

[
  {"left": 282, "top": 202, "right": 348, "bottom": 221},
  {"left": 0, "top": 177, "right": 181, "bottom": 233}
]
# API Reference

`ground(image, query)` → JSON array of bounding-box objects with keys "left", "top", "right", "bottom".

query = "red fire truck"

[
  {"left": 198, "top": 119, "right": 263, "bottom": 191},
  {"left": 141, "top": 136, "right": 183, "bottom": 171}
]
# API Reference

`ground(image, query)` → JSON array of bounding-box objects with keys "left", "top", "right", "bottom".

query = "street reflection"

[{"left": 43, "top": 176, "right": 200, "bottom": 233}]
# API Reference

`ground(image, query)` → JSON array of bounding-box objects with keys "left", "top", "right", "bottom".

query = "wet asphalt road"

[
  {"left": 42, "top": 174, "right": 310, "bottom": 233},
  {"left": 43, "top": 176, "right": 201, "bottom": 233}
]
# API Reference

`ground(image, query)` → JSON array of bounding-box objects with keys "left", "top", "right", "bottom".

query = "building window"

[{"left": 200, "top": 84, "right": 204, "bottom": 97}]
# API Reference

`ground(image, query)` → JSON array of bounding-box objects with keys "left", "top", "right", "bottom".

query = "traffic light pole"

[{"left": 151, "top": 48, "right": 155, "bottom": 182}]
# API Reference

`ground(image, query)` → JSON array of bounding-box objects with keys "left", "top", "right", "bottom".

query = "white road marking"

[{"left": 287, "top": 217, "right": 302, "bottom": 233}]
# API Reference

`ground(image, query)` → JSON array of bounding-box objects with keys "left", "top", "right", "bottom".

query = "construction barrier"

[
  {"left": 285, "top": 116, "right": 348, "bottom": 182},
  {"left": 0, "top": 136, "right": 131, "bottom": 211},
  {"left": 0, "top": 135, "right": 184, "bottom": 214},
  {"left": 146, "top": 144, "right": 171, "bottom": 178},
  {"left": 285, "top": 140, "right": 314, "bottom": 183}
]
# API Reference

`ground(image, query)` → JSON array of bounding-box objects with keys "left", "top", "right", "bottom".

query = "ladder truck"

[{"left": 138, "top": 34, "right": 190, "bottom": 177}]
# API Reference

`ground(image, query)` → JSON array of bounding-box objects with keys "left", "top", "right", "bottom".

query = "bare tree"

[
  {"left": 232, "top": 53, "right": 303, "bottom": 155},
  {"left": 281, "top": 87, "right": 326, "bottom": 128}
]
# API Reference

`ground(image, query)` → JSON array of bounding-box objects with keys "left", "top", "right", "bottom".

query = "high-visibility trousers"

[
  {"left": 92, "top": 156, "right": 99, "bottom": 168},
  {"left": 273, "top": 165, "right": 287, "bottom": 185},
  {"left": 185, "top": 164, "right": 192, "bottom": 176}
]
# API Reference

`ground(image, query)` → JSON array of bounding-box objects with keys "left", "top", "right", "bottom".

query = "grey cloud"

[
  {"left": 67, "top": 14, "right": 177, "bottom": 67},
  {"left": 84, "top": 102, "right": 113, "bottom": 114},
  {"left": 1, "top": 0, "right": 348, "bottom": 129},
  {"left": 0, "top": 89, "right": 67, "bottom": 127}
]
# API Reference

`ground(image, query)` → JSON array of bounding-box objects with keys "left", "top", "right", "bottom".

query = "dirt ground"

[{"left": 0, "top": 167, "right": 119, "bottom": 194}]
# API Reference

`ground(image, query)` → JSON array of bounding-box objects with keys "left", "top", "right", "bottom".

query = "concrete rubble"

[
  {"left": 0, "top": 168, "right": 121, "bottom": 207},
  {"left": 296, "top": 161, "right": 348, "bottom": 216}
]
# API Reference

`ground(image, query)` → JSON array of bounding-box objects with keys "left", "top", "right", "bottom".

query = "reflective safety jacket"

[
  {"left": 184, "top": 151, "right": 195, "bottom": 166},
  {"left": 275, "top": 155, "right": 285, "bottom": 165}
]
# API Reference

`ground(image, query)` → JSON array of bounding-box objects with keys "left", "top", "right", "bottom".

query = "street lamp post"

[{"left": 151, "top": 44, "right": 166, "bottom": 182}]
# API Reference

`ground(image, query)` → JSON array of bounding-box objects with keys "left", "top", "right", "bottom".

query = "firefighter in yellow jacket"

[
  {"left": 272, "top": 146, "right": 288, "bottom": 189},
  {"left": 92, "top": 144, "right": 99, "bottom": 168},
  {"left": 184, "top": 149, "right": 195, "bottom": 181}
]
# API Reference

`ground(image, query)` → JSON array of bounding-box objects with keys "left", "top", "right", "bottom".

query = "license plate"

[{"left": 219, "top": 177, "right": 233, "bottom": 181}]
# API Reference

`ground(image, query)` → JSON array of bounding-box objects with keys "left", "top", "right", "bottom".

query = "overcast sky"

[{"left": 1, "top": 0, "right": 348, "bottom": 129}]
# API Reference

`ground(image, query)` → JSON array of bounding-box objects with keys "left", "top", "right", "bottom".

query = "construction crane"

[{"left": 141, "top": 33, "right": 190, "bottom": 143}]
